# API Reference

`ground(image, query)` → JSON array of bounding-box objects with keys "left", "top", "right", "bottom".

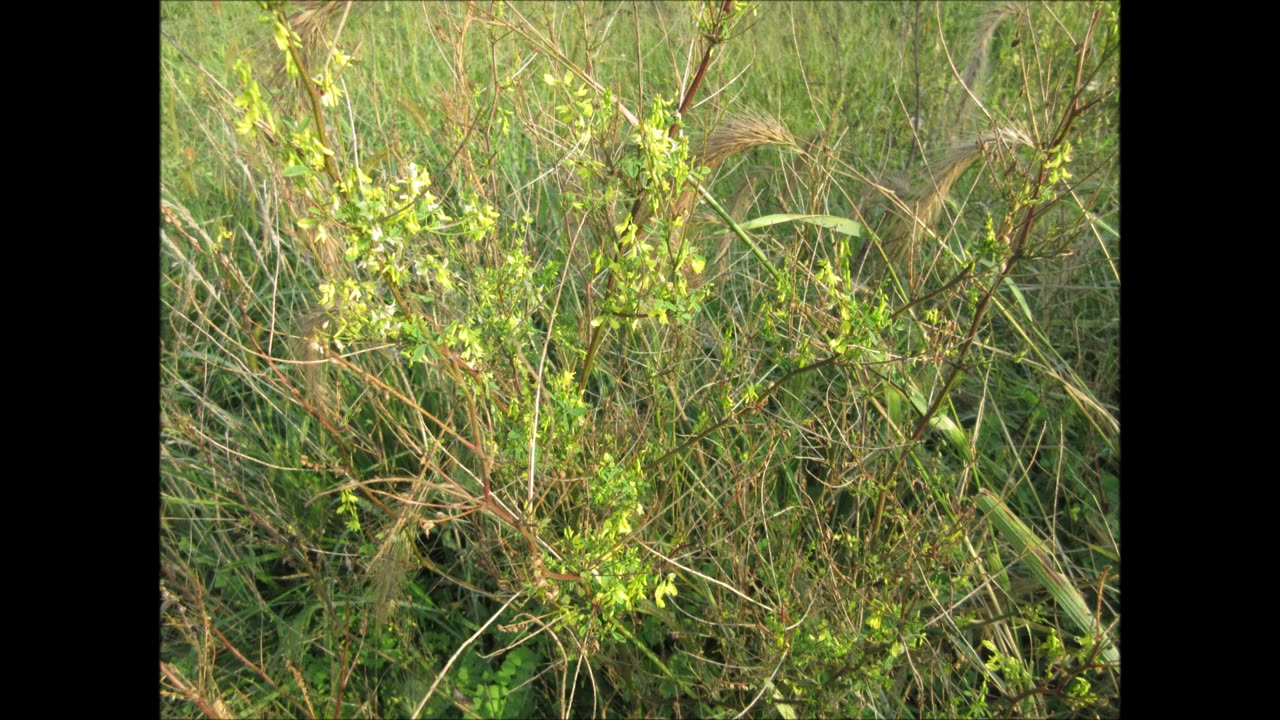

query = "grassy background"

[{"left": 161, "top": 2, "right": 1119, "bottom": 717}]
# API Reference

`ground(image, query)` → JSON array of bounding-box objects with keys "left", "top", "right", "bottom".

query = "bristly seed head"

[{"left": 699, "top": 112, "right": 798, "bottom": 172}]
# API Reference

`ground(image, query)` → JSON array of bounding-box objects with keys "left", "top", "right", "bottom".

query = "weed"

[{"left": 162, "top": 2, "right": 1118, "bottom": 717}]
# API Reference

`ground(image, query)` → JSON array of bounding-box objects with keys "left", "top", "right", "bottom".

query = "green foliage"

[{"left": 162, "top": 2, "right": 1119, "bottom": 717}]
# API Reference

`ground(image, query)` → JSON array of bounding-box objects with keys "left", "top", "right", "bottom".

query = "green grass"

[{"left": 161, "top": 2, "right": 1119, "bottom": 717}]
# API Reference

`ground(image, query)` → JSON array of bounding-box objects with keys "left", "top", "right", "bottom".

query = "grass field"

[{"left": 161, "top": 2, "right": 1119, "bottom": 717}]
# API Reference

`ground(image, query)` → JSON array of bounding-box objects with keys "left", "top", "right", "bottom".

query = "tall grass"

[{"left": 162, "top": 2, "right": 1119, "bottom": 717}]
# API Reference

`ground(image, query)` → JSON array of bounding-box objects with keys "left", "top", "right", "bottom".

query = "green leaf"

[
  {"left": 976, "top": 490, "right": 1120, "bottom": 669},
  {"left": 282, "top": 165, "right": 309, "bottom": 177},
  {"left": 738, "top": 213, "right": 862, "bottom": 237},
  {"left": 1001, "top": 277, "right": 1035, "bottom": 324},
  {"left": 1090, "top": 213, "right": 1119, "bottom": 239},
  {"left": 927, "top": 412, "right": 972, "bottom": 461}
]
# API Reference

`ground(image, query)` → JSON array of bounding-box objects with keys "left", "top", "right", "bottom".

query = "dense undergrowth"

[{"left": 161, "top": 2, "right": 1119, "bottom": 717}]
